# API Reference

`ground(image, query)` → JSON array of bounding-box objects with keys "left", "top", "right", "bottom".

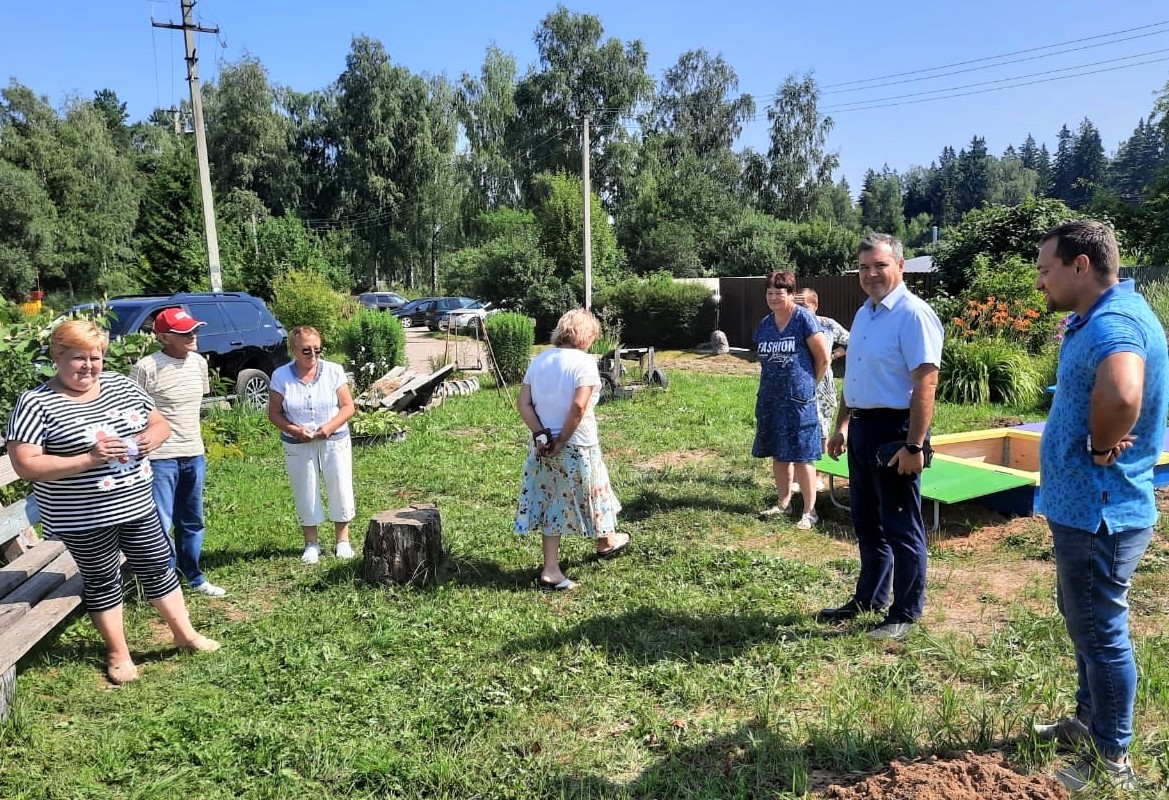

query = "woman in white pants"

[{"left": 268, "top": 326, "right": 356, "bottom": 563}]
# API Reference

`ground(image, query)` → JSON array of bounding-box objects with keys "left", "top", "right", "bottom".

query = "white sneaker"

[
  {"left": 796, "top": 511, "right": 819, "bottom": 530},
  {"left": 335, "top": 541, "right": 355, "bottom": 559},
  {"left": 301, "top": 543, "right": 321, "bottom": 564},
  {"left": 190, "top": 581, "right": 226, "bottom": 597},
  {"left": 815, "top": 478, "right": 827, "bottom": 492}
]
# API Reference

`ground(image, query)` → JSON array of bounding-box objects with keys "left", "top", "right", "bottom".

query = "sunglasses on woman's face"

[{"left": 300, "top": 347, "right": 322, "bottom": 356}]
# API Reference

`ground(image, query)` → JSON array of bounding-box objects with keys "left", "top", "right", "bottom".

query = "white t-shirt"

[
  {"left": 523, "top": 348, "right": 601, "bottom": 447},
  {"left": 130, "top": 351, "right": 209, "bottom": 459}
]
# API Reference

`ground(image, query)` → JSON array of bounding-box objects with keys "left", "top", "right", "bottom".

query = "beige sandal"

[
  {"left": 107, "top": 660, "right": 139, "bottom": 685},
  {"left": 175, "top": 635, "right": 221, "bottom": 653}
]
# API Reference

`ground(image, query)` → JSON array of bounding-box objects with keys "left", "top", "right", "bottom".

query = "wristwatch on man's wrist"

[
  {"left": 904, "top": 442, "right": 924, "bottom": 455},
  {"left": 1086, "top": 435, "right": 1111, "bottom": 456}
]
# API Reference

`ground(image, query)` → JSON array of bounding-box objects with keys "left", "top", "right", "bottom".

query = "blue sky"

[{"left": 2, "top": 0, "right": 1168, "bottom": 194}]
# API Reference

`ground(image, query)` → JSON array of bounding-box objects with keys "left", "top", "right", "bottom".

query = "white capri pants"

[{"left": 282, "top": 436, "right": 356, "bottom": 526}]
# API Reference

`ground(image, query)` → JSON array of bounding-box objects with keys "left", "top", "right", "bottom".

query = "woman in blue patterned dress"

[{"left": 753, "top": 271, "right": 829, "bottom": 529}]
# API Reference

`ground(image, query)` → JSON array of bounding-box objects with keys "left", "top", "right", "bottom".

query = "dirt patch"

[
  {"left": 635, "top": 449, "right": 722, "bottom": 470},
  {"left": 653, "top": 350, "right": 759, "bottom": 376},
  {"left": 821, "top": 751, "right": 1067, "bottom": 800}
]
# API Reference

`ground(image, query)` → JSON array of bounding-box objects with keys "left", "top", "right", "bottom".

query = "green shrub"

[
  {"left": 938, "top": 337, "right": 1042, "bottom": 407},
  {"left": 0, "top": 320, "right": 158, "bottom": 423},
  {"left": 595, "top": 273, "right": 716, "bottom": 349},
  {"left": 1141, "top": 278, "right": 1169, "bottom": 334},
  {"left": 485, "top": 312, "right": 534, "bottom": 385},
  {"left": 269, "top": 269, "right": 348, "bottom": 343},
  {"left": 337, "top": 310, "right": 406, "bottom": 395}
]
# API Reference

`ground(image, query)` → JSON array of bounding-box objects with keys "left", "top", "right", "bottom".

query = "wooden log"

[{"left": 362, "top": 505, "right": 445, "bottom": 586}]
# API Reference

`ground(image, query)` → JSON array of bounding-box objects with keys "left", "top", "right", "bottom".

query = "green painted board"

[{"left": 814, "top": 455, "right": 1034, "bottom": 504}]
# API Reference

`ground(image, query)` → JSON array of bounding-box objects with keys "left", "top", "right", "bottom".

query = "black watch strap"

[{"left": 904, "top": 443, "right": 923, "bottom": 454}]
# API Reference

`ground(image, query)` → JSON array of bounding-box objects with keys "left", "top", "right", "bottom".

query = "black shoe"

[{"left": 816, "top": 598, "right": 881, "bottom": 622}]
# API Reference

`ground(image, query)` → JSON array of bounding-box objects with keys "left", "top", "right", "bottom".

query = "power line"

[
  {"left": 820, "top": 47, "right": 1169, "bottom": 111},
  {"left": 821, "top": 27, "right": 1169, "bottom": 95},
  {"left": 820, "top": 18, "right": 1169, "bottom": 89},
  {"left": 819, "top": 54, "right": 1169, "bottom": 115}
]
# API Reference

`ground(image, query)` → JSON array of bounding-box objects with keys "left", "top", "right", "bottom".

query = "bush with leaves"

[
  {"left": 337, "top": 309, "right": 406, "bottom": 395},
  {"left": 932, "top": 197, "right": 1085, "bottom": 295},
  {"left": 938, "top": 337, "right": 1042, "bottom": 407},
  {"left": 0, "top": 318, "right": 158, "bottom": 423},
  {"left": 485, "top": 312, "right": 534, "bottom": 386},
  {"left": 595, "top": 273, "right": 717, "bottom": 349},
  {"left": 269, "top": 269, "right": 349, "bottom": 344},
  {"left": 947, "top": 254, "right": 1057, "bottom": 353}
]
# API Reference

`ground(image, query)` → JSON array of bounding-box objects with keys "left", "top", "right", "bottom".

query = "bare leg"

[
  {"left": 302, "top": 525, "right": 319, "bottom": 546},
  {"left": 90, "top": 606, "right": 132, "bottom": 667},
  {"left": 540, "top": 535, "right": 565, "bottom": 583},
  {"left": 596, "top": 531, "right": 630, "bottom": 554},
  {"left": 772, "top": 460, "right": 793, "bottom": 510},
  {"left": 150, "top": 588, "right": 220, "bottom": 652},
  {"left": 334, "top": 520, "right": 350, "bottom": 544},
  {"left": 793, "top": 462, "right": 817, "bottom": 514}
]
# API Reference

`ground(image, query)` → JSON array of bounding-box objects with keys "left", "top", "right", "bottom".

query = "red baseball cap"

[{"left": 154, "top": 308, "right": 206, "bottom": 335}]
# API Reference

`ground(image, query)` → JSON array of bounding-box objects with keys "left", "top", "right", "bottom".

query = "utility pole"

[
  {"left": 581, "top": 113, "right": 592, "bottom": 309},
  {"left": 153, "top": 1, "right": 222, "bottom": 292}
]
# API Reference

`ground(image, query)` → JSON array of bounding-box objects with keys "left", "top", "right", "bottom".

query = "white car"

[{"left": 439, "top": 301, "right": 496, "bottom": 332}]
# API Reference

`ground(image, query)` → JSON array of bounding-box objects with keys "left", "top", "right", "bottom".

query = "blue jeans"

[
  {"left": 1050, "top": 519, "right": 1152, "bottom": 757},
  {"left": 151, "top": 456, "right": 209, "bottom": 589},
  {"left": 846, "top": 413, "right": 929, "bottom": 623}
]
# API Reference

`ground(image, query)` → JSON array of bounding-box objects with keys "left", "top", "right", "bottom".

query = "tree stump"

[{"left": 362, "top": 504, "right": 445, "bottom": 586}]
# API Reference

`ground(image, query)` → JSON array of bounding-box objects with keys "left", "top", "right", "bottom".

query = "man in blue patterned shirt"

[{"left": 1032, "top": 220, "right": 1168, "bottom": 793}]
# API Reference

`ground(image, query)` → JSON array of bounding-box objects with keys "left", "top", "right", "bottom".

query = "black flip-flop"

[
  {"left": 536, "top": 576, "right": 577, "bottom": 591},
  {"left": 597, "top": 538, "right": 631, "bottom": 560}
]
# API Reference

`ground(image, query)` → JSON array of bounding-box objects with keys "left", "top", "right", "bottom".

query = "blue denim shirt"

[{"left": 1040, "top": 280, "right": 1169, "bottom": 533}]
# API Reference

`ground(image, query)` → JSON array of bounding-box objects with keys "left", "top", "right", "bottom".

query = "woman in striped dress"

[{"left": 5, "top": 321, "right": 219, "bottom": 685}]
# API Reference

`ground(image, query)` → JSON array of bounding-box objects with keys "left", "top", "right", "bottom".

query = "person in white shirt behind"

[
  {"left": 131, "top": 307, "right": 226, "bottom": 597},
  {"left": 515, "top": 308, "right": 628, "bottom": 591}
]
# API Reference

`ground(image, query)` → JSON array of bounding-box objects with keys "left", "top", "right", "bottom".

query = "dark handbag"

[{"left": 877, "top": 440, "right": 933, "bottom": 469}]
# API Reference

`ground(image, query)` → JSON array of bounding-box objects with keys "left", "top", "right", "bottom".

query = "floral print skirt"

[{"left": 515, "top": 443, "right": 621, "bottom": 538}]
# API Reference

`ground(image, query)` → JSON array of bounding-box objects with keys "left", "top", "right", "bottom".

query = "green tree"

[
  {"left": 510, "top": 6, "right": 653, "bottom": 202},
  {"left": 759, "top": 73, "right": 837, "bottom": 222},
  {"left": 859, "top": 166, "right": 905, "bottom": 237},
  {"left": 0, "top": 160, "right": 57, "bottom": 299},
  {"left": 1067, "top": 118, "right": 1106, "bottom": 209},
  {"left": 932, "top": 197, "right": 1082, "bottom": 294},
  {"left": 530, "top": 171, "right": 625, "bottom": 296},
  {"left": 204, "top": 56, "right": 298, "bottom": 215},
  {"left": 135, "top": 139, "right": 204, "bottom": 293},
  {"left": 456, "top": 45, "right": 521, "bottom": 216}
]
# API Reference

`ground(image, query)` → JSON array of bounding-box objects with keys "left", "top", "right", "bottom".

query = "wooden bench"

[{"left": 0, "top": 452, "right": 84, "bottom": 720}]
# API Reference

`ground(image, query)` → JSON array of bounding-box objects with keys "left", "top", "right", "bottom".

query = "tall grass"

[{"left": 1, "top": 373, "right": 1165, "bottom": 799}]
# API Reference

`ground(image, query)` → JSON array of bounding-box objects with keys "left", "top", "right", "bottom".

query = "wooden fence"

[{"left": 718, "top": 273, "right": 938, "bottom": 349}]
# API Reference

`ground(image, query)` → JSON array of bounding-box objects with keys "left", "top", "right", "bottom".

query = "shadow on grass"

[
  {"left": 547, "top": 725, "right": 881, "bottom": 798},
  {"left": 620, "top": 488, "right": 757, "bottom": 522},
  {"left": 504, "top": 606, "right": 854, "bottom": 664}
]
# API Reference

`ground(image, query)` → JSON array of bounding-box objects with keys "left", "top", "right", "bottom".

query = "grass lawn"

[{"left": 1, "top": 366, "right": 1167, "bottom": 799}]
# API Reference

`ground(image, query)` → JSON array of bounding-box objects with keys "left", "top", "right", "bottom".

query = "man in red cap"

[{"left": 130, "top": 307, "right": 226, "bottom": 597}]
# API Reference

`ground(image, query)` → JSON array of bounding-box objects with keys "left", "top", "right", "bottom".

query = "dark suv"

[{"left": 68, "top": 292, "right": 290, "bottom": 406}]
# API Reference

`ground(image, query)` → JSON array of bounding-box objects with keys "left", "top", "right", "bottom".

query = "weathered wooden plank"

[
  {"left": 0, "top": 455, "right": 20, "bottom": 489},
  {"left": 0, "top": 540, "right": 66, "bottom": 598},
  {"left": 0, "top": 664, "right": 14, "bottom": 723},
  {"left": 0, "top": 550, "right": 77, "bottom": 637},
  {"left": 0, "top": 569, "right": 85, "bottom": 676},
  {"left": 0, "top": 496, "right": 40, "bottom": 552}
]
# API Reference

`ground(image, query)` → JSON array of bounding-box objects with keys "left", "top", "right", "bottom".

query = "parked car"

[
  {"left": 391, "top": 297, "right": 438, "bottom": 328},
  {"left": 391, "top": 296, "right": 475, "bottom": 330},
  {"left": 423, "top": 297, "right": 477, "bottom": 331},
  {"left": 438, "top": 301, "right": 498, "bottom": 333},
  {"left": 357, "top": 291, "right": 407, "bottom": 311},
  {"left": 66, "top": 292, "right": 290, "bottom": 407}
]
